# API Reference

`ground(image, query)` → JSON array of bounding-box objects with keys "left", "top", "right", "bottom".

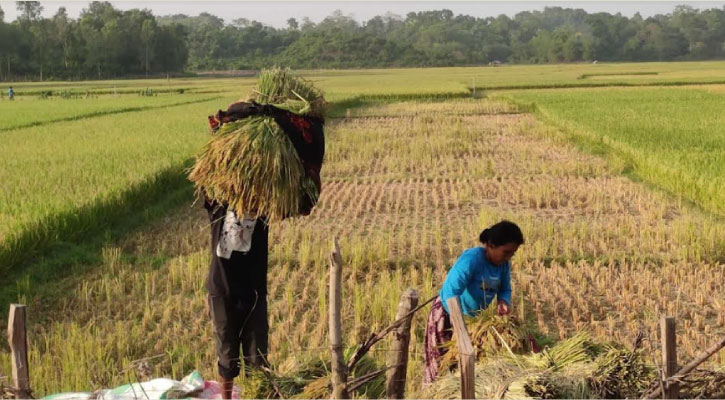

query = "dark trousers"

[{"left": 208, "top": 293, "right": 269, "bottom": 379}]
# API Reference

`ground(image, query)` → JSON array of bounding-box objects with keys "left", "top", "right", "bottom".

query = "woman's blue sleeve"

[
  {"left": 497, "top": 263, "right": 512, "bottom": 305},
  {"left": 440, "top": 254, "right": 474, "bottom": 314}
]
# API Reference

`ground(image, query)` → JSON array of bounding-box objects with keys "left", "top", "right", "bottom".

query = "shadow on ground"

[{"left": 0, "top": 161, "right": 197, "bottom": 316}]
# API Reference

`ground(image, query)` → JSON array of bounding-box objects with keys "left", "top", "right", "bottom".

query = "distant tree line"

[
  {"left": 0, "top": 1, "right": 187, "bottom": 80},
  {"left": 2, "top": 1, "right": 725, "bottom": 80}
]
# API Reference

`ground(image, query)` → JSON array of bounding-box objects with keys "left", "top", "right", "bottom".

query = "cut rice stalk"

[{"left": 189, "top": 67, "right": 324, "bottom": 221}]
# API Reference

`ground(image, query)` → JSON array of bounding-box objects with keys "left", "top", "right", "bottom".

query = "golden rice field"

[{"left": 1, "top": 62, "right": 725, "bottom": 397}]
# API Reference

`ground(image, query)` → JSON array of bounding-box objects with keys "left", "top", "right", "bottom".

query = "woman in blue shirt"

[{"left": 423, "top": 220, "right": 524, "bottom": 384}]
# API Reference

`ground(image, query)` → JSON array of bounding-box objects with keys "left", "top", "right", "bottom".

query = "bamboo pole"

[
  {"left": 385, "top": 288, "right": 418, "bottom": 399},
  {"left": 329, "top": 238, "right": 348, "bottom": 399},
  {"left": 661, "top": 317, "right": 678, "bottom": 399},
  {"left": 645, "top": 329, "right": 725, "bottom": 399},
  {"left": 446, "top": 297, "right": 475, "bottom": 399},
  {"left": 8, "top": 304, "right": 31, "bottom": 399},
  {"left": 347, "top": 295, "right": 436, "bottom": 373}
]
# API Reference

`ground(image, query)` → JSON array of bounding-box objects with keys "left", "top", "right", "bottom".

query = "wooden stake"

[
  {"left": 446, "top": 297, "right": 475, "bottom": 399},
  {"left": 329, "top": 238, "right": 348, "bottom": 399},
  {"left": 346, "top": 295, "right": 436, "bottom": 373},
  {"left": 385, "top": 288, "right": 418, "bottom": 399},
  {"left": 661, "top": 316, "right": 678, "bottom": 399},
  {"left": 645, "top": 329, "right": 725, "bottom": 398},
  {"left": 8, "top": 304, "right": 31, "bottom": 399}
]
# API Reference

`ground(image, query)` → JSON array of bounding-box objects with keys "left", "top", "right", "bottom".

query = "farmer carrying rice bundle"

[
  {"left": 188, "top": 68, "right": 325, "bottom": 399},
  {"left": 423, "top": 220, "right": 525, "bottom": 384}
]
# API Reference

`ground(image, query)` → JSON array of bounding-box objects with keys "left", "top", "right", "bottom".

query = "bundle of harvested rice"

[
  {"left": 426, "top": 361, "right": 594, "bottom": 400},
  {"left": 588, "top": 345, "right": 655, "bottom": 399},
  {"left": 421, "top": 332, "right": 602, "bottom": 399},
  {"left": 238, "top": 367, "right": 309, "bottom": 399},
  {"left": 526, "top": 331, "right": 600, "bottom": 370},
  {"left": 294, "top": 348, "right": 386, "bottom": 399},
  {"left": 503, "top": 333, "right": 598, "bottom": 399},
  {"left": 439, "top": 303, "right": 538, "bottom": 372},
  {"left": 503, "top": 362, "right": 595, "bottom": 400},
  {"left": 188, "top": 68, "right": 325, "bottom": 221},
  {"left": 250, "top": 67, "right": 326, "bottom": 117},
  {"left": 421, "top": 358, "right": 527, "bottom": 399},
  {"left": 678, "top": 369, "right": 725, "bottom": 399},
  {"left": 239, "top": 349, "right": 384, "bottom": 399},
  {"left": 505, "top": 373, "right": 555, "bottom": 400},
  {"left": 424, "top": 324, "right": 725, "bottom": 400},
  {"left": 292, "top": 376, "right": 328, "bottom": 399},
  {"left": 505, "top": 370, "right": 581, "bottom": 399}
]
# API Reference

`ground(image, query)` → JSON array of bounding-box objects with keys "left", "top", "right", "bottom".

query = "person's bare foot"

[{"left": 220, "top": 376, "right": 234, "bottom": 399}]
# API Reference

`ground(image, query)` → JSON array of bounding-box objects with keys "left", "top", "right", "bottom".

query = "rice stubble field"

[{"left": 0, "top": 63, "right": 724, "bottom": 396}]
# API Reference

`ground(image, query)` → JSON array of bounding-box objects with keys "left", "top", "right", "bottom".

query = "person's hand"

[{"left": 497, "top": 300, "right": 510, "bottom": 316}]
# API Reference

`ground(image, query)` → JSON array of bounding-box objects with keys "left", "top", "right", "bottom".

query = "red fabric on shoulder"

[{"left": 290, "top": 115, "right": 313, "bottom": 143}]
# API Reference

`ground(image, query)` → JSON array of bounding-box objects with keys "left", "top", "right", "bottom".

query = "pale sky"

[{"left": 2, "top": 1, "right": 725, "bottom": 27}]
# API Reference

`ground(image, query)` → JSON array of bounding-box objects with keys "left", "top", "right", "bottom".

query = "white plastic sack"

[{"left": 43, "top": 370, "right": 227, "bottom": 400}]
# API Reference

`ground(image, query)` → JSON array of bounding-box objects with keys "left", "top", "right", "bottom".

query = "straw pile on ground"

[
  {"left": 678, "top": 369, "right": 725, "bottom": 398},
  {"left": 188, "top": 68, "right": 325, "bottom": 221},
  {"left": 420, "top": 330, "right": 656, "bottom": 399},
  {"left": 420, "top": 302, "right": 725, "bottom": 399},
  {"left": 419, "top": 302, "right": 660, "bottom": 399},
  {"left": 439, "top": 304, "right": 544, "bottom": 372},
  {"left": 239, "top": 349, "right": 385, "bottom": 399}
]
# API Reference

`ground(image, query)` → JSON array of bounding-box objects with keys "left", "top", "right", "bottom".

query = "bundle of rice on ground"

[
  {"left": 678, "top": 369, "right": 725, "bottom": 398},
  {"left": 420, "top": 319, "right": 660, "bottom": 400},
  {"left": 503, "top": 366, "right": 593, "bottom": 400},
  {"left": 188, "top": 67, "right": 325, "bottom": 221},
  {"left": 421, "top": 333, "right": 597, "bottom": 399},
  {"left": 587, "top": 344, "right": 656, "bottom": 398},
  {"left": 293, "top": 347, "right": 386, "bottom": 399},
  {"left": 427, "top": 322, "right": 725, "bottom": 400},
  {"left": 439, "top": 302, "right": 542, "bottom": 372},
  {"left": 238, "top": 349, "right": 385, "bottom": 399}
]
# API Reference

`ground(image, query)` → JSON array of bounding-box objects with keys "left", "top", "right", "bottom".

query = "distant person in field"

[
  {"left": 423, "top": 220, "right": 524, "bottom": 384},
  {"left": 8, "top": 86, "right": 14, "bottom": 100},
  {"left": 203, "top": 101, "right": 324, "bottom": 399}
]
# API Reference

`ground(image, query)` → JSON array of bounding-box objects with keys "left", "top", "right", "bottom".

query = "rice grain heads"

[
  {"left": 188, "top": 68, "right": 325, "bottom": 221},
  {"left": 250, "top": 67, "right": 326, "bottom": 117}
]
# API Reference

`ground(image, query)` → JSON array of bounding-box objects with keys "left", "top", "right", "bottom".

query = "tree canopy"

[{"left": 2, "top": 2, "right": 725, "bottom": 80}]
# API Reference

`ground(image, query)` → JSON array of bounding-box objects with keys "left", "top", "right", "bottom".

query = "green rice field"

[{"left": 501, "top": 87, "right": 725, "bottom": 215}]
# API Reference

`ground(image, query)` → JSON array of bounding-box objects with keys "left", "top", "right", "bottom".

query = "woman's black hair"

[{"left": 479, "top": 220, "right": 525, "bottom": 246}]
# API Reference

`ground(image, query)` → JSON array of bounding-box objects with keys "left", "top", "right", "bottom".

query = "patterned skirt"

[{"left": 423, "top": 297, "right": 453, "bottom": 384}]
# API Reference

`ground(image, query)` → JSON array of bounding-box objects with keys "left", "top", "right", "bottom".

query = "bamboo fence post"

[
  {"left": 385, "top": 288, "right": 418, "bottom": 399},
  {"left": 8, "top": 304, "right": 31, "bottom": 399},
  {"left": 645, "top": 325, "right": 725, "bottom": 398},
  {"left": 661, "top": 316, "right": 678, "bottom": 399},
  {"left": 329, "top": 238, "right": 349, "bottom": 399},
  {"left": 446, "top": 297, "right": 475, "bottom": 399}
]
